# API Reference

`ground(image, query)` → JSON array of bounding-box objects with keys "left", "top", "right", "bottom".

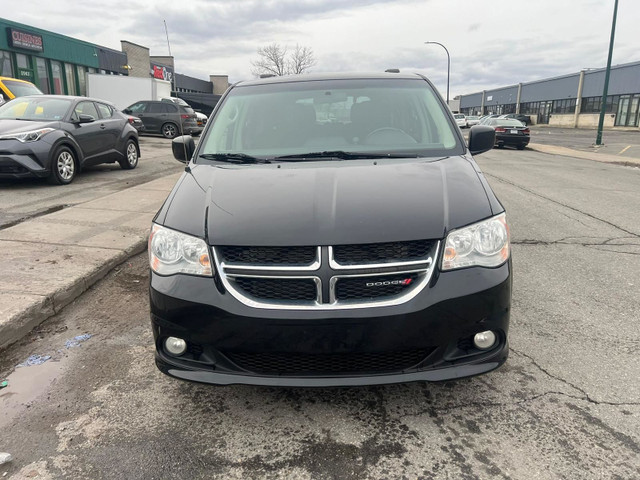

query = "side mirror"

[
  {"left": 172, "top": 135, "right": 196, "bottom": 163},
  {"left": 468, "top": 125, "right": 495, "bottom": 156},
  {"left": 77, "top": 114, "right": 95, "bottom": 123},
  {"left": 122, "top": 108, "right": 132, "bottom": 114}
]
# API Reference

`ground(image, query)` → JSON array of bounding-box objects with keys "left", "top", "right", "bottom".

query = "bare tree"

[
  {"left": 251, "top": 43, "right": 288, "bottom": 77},
  {"left": 288, "top": 44, "right": 316, "bottom": 75},
  {"left": 251, "top": 43, "right": 316, "bottom": 77}
]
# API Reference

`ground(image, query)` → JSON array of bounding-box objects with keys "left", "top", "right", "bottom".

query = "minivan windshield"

[{"left": 199, "top": 78, "right": 463, "bottom": 161}]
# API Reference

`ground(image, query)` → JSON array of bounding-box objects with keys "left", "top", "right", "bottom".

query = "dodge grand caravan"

[{"left": 149, "top": 72, "right": 511, "bottom": 386}]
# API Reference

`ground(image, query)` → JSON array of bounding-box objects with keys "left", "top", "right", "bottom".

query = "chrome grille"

[
  {"left": 219, "top": 245, "right": 318, "bottom": 266},
  {"left": 233, "top": 277, "right": 319, "bottom": 302},
  {"left": 335, "top": 273, "right": 421, "bottom": 301},
  {"left": 213, "top": 241, "right": 439, "bottom": 310},
  {"left": 332, "top": 240, "right": 433, "bottom": 265}
]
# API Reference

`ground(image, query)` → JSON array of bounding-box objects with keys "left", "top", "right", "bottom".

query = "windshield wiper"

[
  {"left": 273, "top": 150, "right": 418, "bottom": 161},
  {"left": 198, "top": 153, "right": 271, "bottom": 164}
]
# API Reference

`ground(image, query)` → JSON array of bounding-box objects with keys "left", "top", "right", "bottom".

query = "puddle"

[{"left": 0, "top": 359, "right": 65, "bottom": 428}]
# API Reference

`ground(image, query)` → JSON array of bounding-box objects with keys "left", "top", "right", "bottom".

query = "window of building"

[
  {"left": 0, "top": 51, "right": 13, "bottom": 77},
  {"left": 76, "top": 65, "right": 87, "bottom": 96},
  {"left": 552, "top": 99, "right": 576, "bottom": 114},
  {"left": 51, "top": 61, "right": 64, "bottom": 94},
  {"left": 581, "top": 95, "right": 620, "bottom": 114},
  {"left": 16, "top": 54, "right": 29, "bottom": 69},
  {"left": 65, "top": 63, "right": 77, "bottom": 95},
  {"left": 35, "top": 57, "right": 50, "bottom": 94}
]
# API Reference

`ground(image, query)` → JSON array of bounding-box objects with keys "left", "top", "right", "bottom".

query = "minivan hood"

[{"left": 162, "top": 157, "right": 494, "bottom": 246}]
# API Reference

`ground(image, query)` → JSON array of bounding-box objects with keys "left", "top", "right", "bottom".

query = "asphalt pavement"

[{"left": 0, "top": 137, "right": 639, "bottom": 478}]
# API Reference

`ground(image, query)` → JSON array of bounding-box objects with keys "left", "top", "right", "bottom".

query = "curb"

[
  {"left": 0, "top": 239, "right": 148, "bottom": 351},
  {"left": 528, "top": 143, "right": 640, "bottom": 166}
]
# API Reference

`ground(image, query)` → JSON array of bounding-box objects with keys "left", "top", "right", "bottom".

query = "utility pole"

[
  {"left": 595, "top": 0, "right": 619, "bottom": 146},
  {"left": 163, "top": 20, "right": 175, "bottom": 95}
]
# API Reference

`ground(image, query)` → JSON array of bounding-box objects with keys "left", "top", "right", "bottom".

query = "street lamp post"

[
  {"left": 425, "top": 41, "right": 450, "bottom": 105},
  {"left": 596, "top": 0, "right": 619, "bottom": 146}
]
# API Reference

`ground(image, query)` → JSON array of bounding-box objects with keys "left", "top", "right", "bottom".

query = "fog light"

[
  {"left": 165, "top": 337, "right": 187, "bottom": 356},
  {"left": 473, "top": 331, "right": 497, "bottom": 350}
]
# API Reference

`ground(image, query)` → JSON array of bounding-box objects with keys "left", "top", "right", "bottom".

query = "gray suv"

[{"left": 123, "top": 100, "right": 201, "bottom": 138}]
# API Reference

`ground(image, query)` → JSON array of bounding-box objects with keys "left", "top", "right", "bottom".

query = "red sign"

[
  {"left": 150, "top": 64, "right": 173, "bottom": 82},
  {"left": 8, "top": 28, "right": 44, "bottom": 52}
]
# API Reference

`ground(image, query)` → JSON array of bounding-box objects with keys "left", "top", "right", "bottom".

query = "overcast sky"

[{"left": 6, "top": 0, "right": 639, "bottom": 97}]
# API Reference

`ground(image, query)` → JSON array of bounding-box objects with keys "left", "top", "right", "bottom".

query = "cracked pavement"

[{"left": 1, "top": 148, "right": 639, "bottom": 479}]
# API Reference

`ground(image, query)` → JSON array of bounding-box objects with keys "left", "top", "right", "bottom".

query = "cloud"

[{"left": 5, "top": 0, "right": 639, "bottom": 94}]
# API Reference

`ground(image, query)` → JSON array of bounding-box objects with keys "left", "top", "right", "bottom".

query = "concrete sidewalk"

[
  {"left": 529, "top": 143, "right": 640, "bottom": 166},
  {"left": 0, "top": 173, "right": 181, "bottom": 350}
]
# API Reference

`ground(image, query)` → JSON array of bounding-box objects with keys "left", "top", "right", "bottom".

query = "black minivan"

[{"left": 149, "top": 72, "right": 511, "bottom": 386}]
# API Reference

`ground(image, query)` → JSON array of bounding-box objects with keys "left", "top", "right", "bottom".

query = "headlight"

[
  {"left": 149, "top": 224, "right": 212, "bottom": 276},
  {"left": 442, "top": 213, "right": 509, "bottom": 270},
  {"left": 0, "top": 127, "right": 55, "bottom": 142}
]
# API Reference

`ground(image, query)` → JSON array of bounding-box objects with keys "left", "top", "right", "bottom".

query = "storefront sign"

[
  {"left": 150, "top": 63, "right": 173, "bottom": 83},
  {"left": 7, "top": 28, "right": 44, "bottom": 52},
  {"left": 17, "top": 68, "right": 33, "bottom": 80}
]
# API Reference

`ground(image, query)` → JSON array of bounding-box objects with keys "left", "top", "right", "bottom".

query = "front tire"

[
  {"left": 48, "top": 146, "right": 77, "bottom": 185},
  {"left": 161, "top": 123, "right": 179, "bottom": 139},
  {"left": 119, "top": 139, "right": 139, "bottom": 169}
]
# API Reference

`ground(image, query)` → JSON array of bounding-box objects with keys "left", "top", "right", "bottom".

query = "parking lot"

[
  {"left": 0, "top": 136, "right": 185, "bottom": 230},
  {"left": 0, "top": 138, "right": 638, "bottom": 479}
]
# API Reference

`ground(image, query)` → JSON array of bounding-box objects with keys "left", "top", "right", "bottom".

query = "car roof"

[
  {"left": 237, "top": 71, "right": 426, "bottom": 87},
  {"left": 15, "top": 94, "right": 112, "bottom": 103},
  {"left": 0, "top": 76, "right": 36, "bottom": 84}
]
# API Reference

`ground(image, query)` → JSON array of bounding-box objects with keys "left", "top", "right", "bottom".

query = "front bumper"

[
  {"left": 150, "top": 261, "right": 512, "bottom": 386},
  {"left": 0, "top": 152, "right": 48, "bottom": 179}
]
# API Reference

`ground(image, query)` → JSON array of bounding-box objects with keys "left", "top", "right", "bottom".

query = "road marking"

[{"left": 618, "top": 145, "right": 631, "bottom": 155}]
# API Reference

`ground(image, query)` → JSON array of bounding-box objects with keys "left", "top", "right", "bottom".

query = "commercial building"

[
  {"left": 0, "top": 17, "right": 127, "bottom": 96},
  {"left": 459, "top": 61, "right": 640, "bottom": 128},
  {"left": 0, "top": 17, "right": 228, "bottom": 108}
]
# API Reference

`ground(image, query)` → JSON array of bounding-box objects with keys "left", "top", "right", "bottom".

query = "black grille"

[
  {"left": 219, "top": 246, "right": 316, "bottom": 265},
  {"left": 333, "top": 240, "right": 432, "bottom": 265},
  {"left": 226, "top": 348, "right": 433, "bottom": 375},
  {"left": 335, "top": 273, "right": 420, "bottom": 301},
  {"left": 0, "top": 164, "right": 28, "bottom": 174},
  {"left": 233, "top": 277, "right": 317, "bottom": 301}
]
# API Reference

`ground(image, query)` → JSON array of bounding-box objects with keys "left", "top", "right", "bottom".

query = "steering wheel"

[{"left": 365, "top": 127, "right": 417, "bottom": 145}]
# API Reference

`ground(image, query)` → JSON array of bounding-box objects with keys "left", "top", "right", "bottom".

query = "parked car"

[
  {"left": 487, "top": 118, "right": 530, "bottom": 149},
  {"left": 479, "top": 114, "right": 502, "bottom": 125},
  {"left": 149, "top": 72, "right": 511, "bottom": 387},
  {"left": 0, "top": 76, "right": 43, "bottom": 105},
  {"left": 453, "top": 113, "right": 467, "bottom": 128},
  {"left": 466, "top": 115, "right": 481, "bottom": 127},
  {"left": 123, "top": 100, "right": 201, "bottom": 139},
  {"left": 161, "top": 96, "right": 208, "bottom": 131},
  {"left": 195, "top": 111, "right": 208, "bottom": 129},
  {"left": 499, "top": 113, "right": 531, "bottom": 126},
  {"left": 125, "top": 114, "right": 145, "bottom": 133},
  {"left": 0, "top": 95, "right": 139, "bottom": 184}
]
